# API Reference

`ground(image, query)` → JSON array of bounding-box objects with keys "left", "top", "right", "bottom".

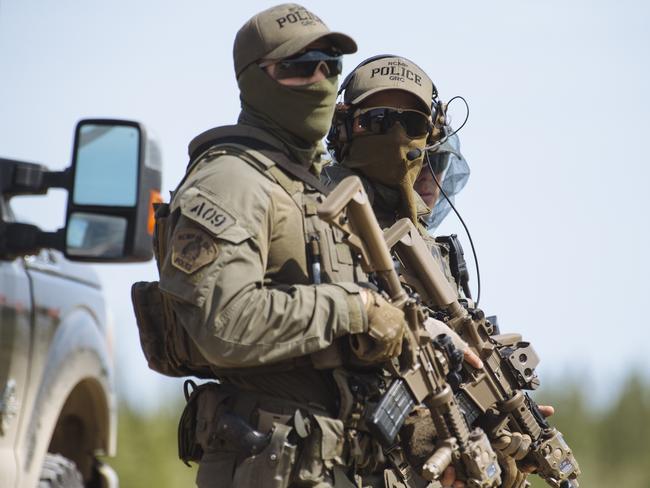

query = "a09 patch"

[
  {"left": 171, "top": 226, "right": 219, "bottom": 274},
  {"left": 180, "top": 189, "right": 236, "bottom": 237}
]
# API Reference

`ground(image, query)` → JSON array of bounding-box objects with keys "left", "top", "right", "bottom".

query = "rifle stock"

[{"left": 319, "top": 176, "right": 406, "bottom": 304}]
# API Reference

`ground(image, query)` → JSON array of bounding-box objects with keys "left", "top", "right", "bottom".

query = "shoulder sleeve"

[{"left": 160, "top": 156, "right": 367, "bottom": 368}]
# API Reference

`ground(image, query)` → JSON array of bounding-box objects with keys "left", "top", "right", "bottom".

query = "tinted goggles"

[
  {"left": 354, "top": 107, "right": 432, "bottom": 138},
  {"left": 262, "top": 49, "right": 343, "bottom": 80}
]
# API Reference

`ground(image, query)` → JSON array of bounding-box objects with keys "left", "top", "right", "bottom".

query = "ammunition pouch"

[{"left": 293, "top": 413, "right": 347, "bottom": 485}]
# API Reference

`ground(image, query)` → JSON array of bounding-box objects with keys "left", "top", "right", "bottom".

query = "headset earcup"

[{"left": 327, "top": 104, "right": 353, "bottom": 160}]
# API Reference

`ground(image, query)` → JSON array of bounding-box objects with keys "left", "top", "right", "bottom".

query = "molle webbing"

[{"left": 189, "top": 135, "right": 331, "bottom": 195}]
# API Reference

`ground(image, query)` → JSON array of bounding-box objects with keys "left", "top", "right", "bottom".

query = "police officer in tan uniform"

[{"left": 156, "top": 5, "right": 430, "bottom": 488}]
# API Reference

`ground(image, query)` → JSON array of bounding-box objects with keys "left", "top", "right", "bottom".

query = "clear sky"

[{"left": 1, "top": 0, "right": 649, "bottom": 411}]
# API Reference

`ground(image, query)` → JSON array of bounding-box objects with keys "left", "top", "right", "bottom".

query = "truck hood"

[{"left": 24, "top": 250, "right": 102, "bottom": 289}]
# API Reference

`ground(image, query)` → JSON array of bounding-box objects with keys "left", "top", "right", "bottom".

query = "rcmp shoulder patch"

[
  {"left": 180, "top": 189, "right": 236, "bottom": 237},
  {"left": 171, "top": 226, "right": 219, "bottom": 274}
]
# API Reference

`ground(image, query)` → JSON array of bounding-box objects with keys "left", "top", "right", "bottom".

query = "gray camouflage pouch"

[{"left": 131, "top": 280, "right": 182, "bottom": 376}]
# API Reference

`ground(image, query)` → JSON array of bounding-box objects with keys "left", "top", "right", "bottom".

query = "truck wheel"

[{"left": 38, "top": 453, "right": 84, "bottom": 488}]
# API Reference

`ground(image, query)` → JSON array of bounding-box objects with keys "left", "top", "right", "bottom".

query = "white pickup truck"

[{"left": 0, "top": 119, "right": 161, "bottom": 487}]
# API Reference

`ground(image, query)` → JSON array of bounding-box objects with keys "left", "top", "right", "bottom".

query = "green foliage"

[
  {"left": 106, "top": 373, "right": 650, "bottom": 488},
  {"left": 530, "top": 372, "right": 650, "bottom": 488},
  {"left": 103, "top": 401, "right": 197, "bottom": 487}
]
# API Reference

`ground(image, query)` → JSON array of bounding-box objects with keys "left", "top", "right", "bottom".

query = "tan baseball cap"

[
  {"left": 343, "top": 56, "right": 434, "bottom": 115},
  {"left": 233, "top": 3, "right": 357, "bottom": 77}
]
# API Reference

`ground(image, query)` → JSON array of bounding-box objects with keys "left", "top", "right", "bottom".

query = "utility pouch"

[
  {"left": 294, "top": 414, "right": 346, "bottom": 485},
  {"left": 231, "top": 422, "right": 297, "bottom": 488}
]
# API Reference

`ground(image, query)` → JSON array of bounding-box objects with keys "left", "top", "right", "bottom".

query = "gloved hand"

[
  {"left": 491, "top": 430, "right": 532, "bottom": 488},
  {"left": 502, "top": 405, "right": 555, "bottom": 476},
  {"left": 493, "top": 430, "right": 532, "bottom": 461},
  {"left": 493, "top": 404, "right": 555, "bottom": 465},
  {"left": 352, "top": 288, "right": 406, "bottom": 364},
  {"left": 495, "top": 450, "right": 531, "bottom": 488}
]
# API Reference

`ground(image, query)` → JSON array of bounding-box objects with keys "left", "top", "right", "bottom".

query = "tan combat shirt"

[{"left": 159, "top": 126, "right": 367, "bottom": 411}]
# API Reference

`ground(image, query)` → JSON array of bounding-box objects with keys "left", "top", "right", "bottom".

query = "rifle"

[
  {"left": 318, "top": 176, "right": 501, "bottom": 486},
  {"left": 382, "top": 217, "right": 581, "bottom": 488}
]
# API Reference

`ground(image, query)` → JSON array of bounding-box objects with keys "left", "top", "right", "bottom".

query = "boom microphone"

[
  {"left": 406, "top": 148, "right": 424, "bottom": 161},
  {"left": 406, "top": 137, "right": 447, "bottom": 161}
]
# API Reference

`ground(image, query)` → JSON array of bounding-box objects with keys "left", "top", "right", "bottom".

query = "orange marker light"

[{"left": 148, "top": 189, "right": 163, "bottom": 235}]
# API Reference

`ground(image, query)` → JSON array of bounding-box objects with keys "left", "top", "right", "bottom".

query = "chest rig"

[
  {"left": 267, "top": 164, "right": 361, "bottom": 287},
  {"left": 193, "top": 137, "right": 365, "bottom": 375},
  {"left": 194, "top": 136, "right": 363, "bottom": 286}
]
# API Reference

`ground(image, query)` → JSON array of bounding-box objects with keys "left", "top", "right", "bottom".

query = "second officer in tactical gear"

[
  {"left": 155, "top": 4, "right": 421, "bottom": 487},
  {"left": 324, "top": 55, "right": 537, "bottom": 488},
  {"left": 324, "top": 55, "right": 468, "bottom": 296}
]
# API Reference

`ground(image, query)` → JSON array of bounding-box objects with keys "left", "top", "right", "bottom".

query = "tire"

[{"left": 38, "top": 453, "right": 84, "bottom": 488}]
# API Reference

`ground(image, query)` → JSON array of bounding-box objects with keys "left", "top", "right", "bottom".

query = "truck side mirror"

[{"left": 65, "top": 119, "right": 162, "bottom": 262}]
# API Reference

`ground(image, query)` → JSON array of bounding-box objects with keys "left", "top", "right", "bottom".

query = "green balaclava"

[
  {"left": 233, "top": 3, "right": 357, "bottom": 167},
  {"left": 238, "top": 63, "right": 338, "bottom": 154},
  {"left": 343, "top": 124, "right": 427, "bottom": 223}
]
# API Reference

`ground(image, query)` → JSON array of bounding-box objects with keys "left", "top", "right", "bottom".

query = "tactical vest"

[{"left": 132, "top": 133, "right": 362, "bottom": 378}]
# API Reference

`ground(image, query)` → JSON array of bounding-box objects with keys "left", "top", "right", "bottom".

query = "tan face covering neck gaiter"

[{"left": 343, "top": 123, "right": 427, "bottom": 223}]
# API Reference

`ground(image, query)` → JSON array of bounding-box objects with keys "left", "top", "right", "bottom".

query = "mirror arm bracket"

[
  {"left": 42, "top": 169, "right": 71, "bottom": 190},
  {"left": 0, "top": 158, "right": 71, "bottom": 196},
  {"left": 0, "top": 222, "right": 65, "bottom": 260}
]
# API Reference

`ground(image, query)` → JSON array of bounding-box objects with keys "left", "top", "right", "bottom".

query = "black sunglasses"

[
  {"left": 355, "top": 107, "right": 432, "bottom": 138},
  {"left": 270, "top": 49, "right": 343, "bottom": 80}
]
